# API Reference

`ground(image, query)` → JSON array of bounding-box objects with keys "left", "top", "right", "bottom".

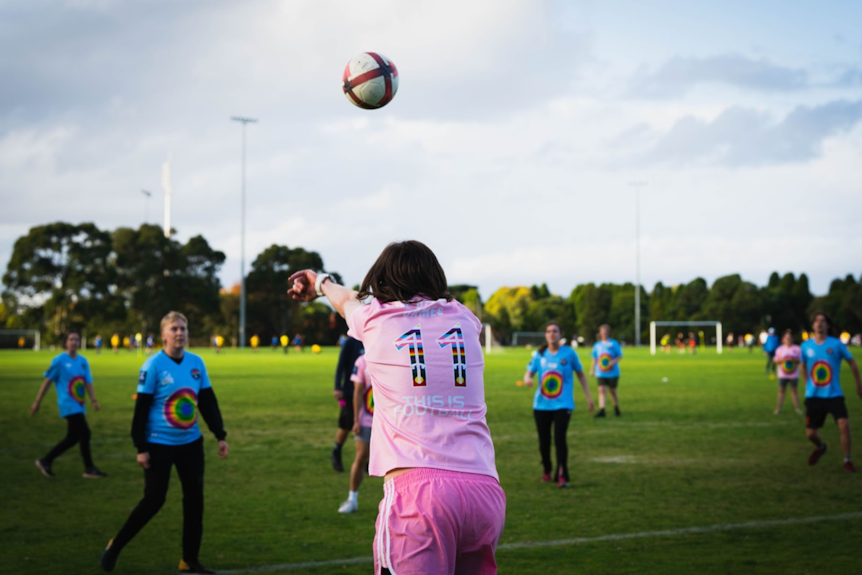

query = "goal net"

[
  {"left": 650, "top": 321, "right": 723, "bottom": 355},
  {"left": 511, "top": 332, "right": 547, "bottom": 348},
  {"left": 0, "top": 329, "right": 41, "bottom": 350}
]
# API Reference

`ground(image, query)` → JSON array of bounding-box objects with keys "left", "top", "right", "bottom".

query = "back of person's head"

[{"left": 358, "top": 240, "right": 452, "bottom": 304}]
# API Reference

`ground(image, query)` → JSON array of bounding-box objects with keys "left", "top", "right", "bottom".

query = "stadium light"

[
  {"left": 140, "top": 189, "right": 152, "bottom": 223},
  {"left": 231, "top": 116, "right": 258, "bottom": 349},
  {"left": 628, "top": 180, "right": 648, "bottom": 346}
]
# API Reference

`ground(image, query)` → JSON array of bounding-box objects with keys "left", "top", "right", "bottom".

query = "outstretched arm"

[{"left": 288, "top": 270, "right": 361, "bottom": 323}]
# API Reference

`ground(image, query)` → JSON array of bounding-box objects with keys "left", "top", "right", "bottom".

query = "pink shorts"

[{"left": 374, "top": 468, "right": 506, "bottom": 575}]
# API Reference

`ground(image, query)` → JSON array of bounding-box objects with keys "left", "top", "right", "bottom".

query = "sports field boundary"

[{"left": 220, "top": 511, "right": 862, "bottom": 573}]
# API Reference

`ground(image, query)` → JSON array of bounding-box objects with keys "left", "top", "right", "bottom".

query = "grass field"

[{"left": 1, "top": 346, "right": 860, "bottom": 575}]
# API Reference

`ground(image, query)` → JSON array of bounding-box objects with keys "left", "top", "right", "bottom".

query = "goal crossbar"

[
  {"left": 0, "top": 329, "right": 41, "bottom": 351},
  {"left": 650, "top": 321, "right": 722, "bottom": 355}
]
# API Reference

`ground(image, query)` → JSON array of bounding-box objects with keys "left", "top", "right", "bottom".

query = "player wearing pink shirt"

[
  {"left": 338, "top": 354, "right": 373, "bottom": 514},
  {"left": 773, "top": 330, "right": 803, "bottom": 415},
  {"left": 289, "top": 240, "right": 505, "bottom": 575}
]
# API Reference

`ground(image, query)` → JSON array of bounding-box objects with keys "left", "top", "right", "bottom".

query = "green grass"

[{"left": 1, "top": 346, "right": 859, "bottom": 574}]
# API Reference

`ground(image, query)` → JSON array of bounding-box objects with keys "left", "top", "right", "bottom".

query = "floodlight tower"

[
  {"left": 231, "top": 116, "right": 257, "bottom": 349},
  {"left": 628, "top": 180, "right": 648, "bottom": 346},
  {"left": 162, "top": 162, "right": 172, "bottom": 238}
]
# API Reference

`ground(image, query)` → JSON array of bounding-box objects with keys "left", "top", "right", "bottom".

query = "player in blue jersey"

[
  {"left": 763, "top": 327, "right": 779, "bottom": 376},
  {"left": 101, "top": 312, "right": 229, "bottom": 574},
  {"left": 524, "top": 322, "right": 594, "bottom": 488},
  {"left": 800, "top": 312, "right": 862, "bottom": 473},
  {"left": 31, "top": 330, "right": 106, "bottom": 479},
  {"left": 590, "top": 324, "right": 624, "bottom": 418}
]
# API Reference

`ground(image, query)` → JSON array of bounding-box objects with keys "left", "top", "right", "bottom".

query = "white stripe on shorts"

[{"left": 382, "top": 480, "right": 398, "bottom": 574}]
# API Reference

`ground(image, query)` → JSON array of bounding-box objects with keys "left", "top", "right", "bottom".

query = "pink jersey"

[
  {"left": 347, "top": 297, "right": 499, "bottom": 480},
  {"left": 775, "top": 344, "right": 801, "bottom": 379},
  {"left": 350, "top": 355, "right": 374, "bottom": 429}
]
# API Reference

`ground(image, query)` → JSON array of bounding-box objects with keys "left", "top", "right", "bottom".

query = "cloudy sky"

[{"left": 2, "top": 0, "right": 860, "bottom": 300}]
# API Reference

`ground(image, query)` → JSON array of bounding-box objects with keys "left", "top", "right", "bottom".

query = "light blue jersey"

[
  {"left": 44, "top": 352, "right": 92, "bottom": 418},
  {"left": 527, "top": 347, "right": 584, "bottom": 411},
  {"left": 137, "top": 350, "right": 212, "bottom": 446},
  {"left": 763, "top": 334, "right": 779, "bottom": 354},
  {"left": 800, "top": 336, "right": 852, "bottom": 399},
  {"left": 591, "top": 339, "right": 623, "bottom": 378}
]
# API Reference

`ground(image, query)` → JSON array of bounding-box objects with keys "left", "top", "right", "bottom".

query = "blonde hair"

[{"left": 160, "top": 311, "right": 188, "bottom": 333}]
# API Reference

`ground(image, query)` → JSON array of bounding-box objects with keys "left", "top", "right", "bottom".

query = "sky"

[{"left": 2, "top": 0, "right": 861, "bottom": 301}]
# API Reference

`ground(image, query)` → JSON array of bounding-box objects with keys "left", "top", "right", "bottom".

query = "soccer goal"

[
  {"left": 0, "top": 329, "right": 41, "bottom": 350},
  {"left": 511, "top": 332, "right": 546, "bottom": 347},
  {"left": 650, "top": 321, "right": 722, "bottom": 355}
]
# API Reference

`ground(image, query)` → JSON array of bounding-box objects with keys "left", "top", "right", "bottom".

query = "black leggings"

[
  {"left": 111, "top": 438, "right": 205, "bottom": 563},
  {"left": 42, "top": 413, "right": 94, "bottom": 468},
  {"left": 534, "top": 409, "right": 572, "bottom": 481}
]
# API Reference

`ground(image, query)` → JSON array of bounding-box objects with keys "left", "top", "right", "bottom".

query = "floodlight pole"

[
  {"left": 629, "top": 180, "right": 648, "bottom": 346},
  {"left": 231, "top": 116, "right": 257, "bottom": 349}
]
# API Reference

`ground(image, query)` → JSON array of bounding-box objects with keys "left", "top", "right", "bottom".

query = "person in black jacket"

[
  {"left": 100, "top": 312, "right": 228, "bottom": 574},
  {"left": 331, "top": 336, "right": 364, "bottom": 472}
]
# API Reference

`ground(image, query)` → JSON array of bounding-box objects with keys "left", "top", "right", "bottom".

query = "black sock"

[{"left": 333, "top": 443, "right": 342, "bottom": 452}]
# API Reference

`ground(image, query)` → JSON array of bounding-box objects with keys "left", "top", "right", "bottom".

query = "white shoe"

[{"left": 338, "top": 499, "right": 358, "bottom": 514}]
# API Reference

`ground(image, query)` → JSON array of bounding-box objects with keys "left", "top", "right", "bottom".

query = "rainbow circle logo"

[
  {"left": 810, "top": 361, "right": 832, "bottom": 387},
  {"left": 163, "top": 388, "right": 198, "bottom": 429},
  {"left": 598, "top": 354, "right": 613, "bottom": 372},
  {"left": 780, "top": 359, "right": 796, "bottom": 374},
  {"left": 541, "top": 371, "right": 564, "bottom": 399},
  {"left": 68, "top": 376, "right": 86, "bottom": 405},
  {"left": 364, "top": 388, "right": 374, "bottom": 416}
]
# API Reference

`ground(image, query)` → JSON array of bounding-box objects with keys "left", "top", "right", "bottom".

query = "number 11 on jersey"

[{"left": 395, "top": 325, "right": 426, "bottom": 386}]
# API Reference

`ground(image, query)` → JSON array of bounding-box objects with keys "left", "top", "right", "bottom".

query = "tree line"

[
  {"left": 3, "top": 222, "right": 859, "bottom": 347},
  {"left": 1, "top": 222, "right": 345, "bottom": 346}
]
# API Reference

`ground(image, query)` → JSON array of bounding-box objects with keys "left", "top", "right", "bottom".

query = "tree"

[
  {"left": 2, "top": 222, "right": 115, "bottom": 342},
  {"left": 449, "top": 284, "right": 484, "bottom": 320},
  {"left": 484, "top": 286, "right": 534, "bottom": 343},
  {"left": 574, "top": 283, "right": 611, "bottom": 342}
]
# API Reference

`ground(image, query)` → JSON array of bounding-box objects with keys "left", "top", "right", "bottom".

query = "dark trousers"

[
  {"left": 534, "top": 409, "right": 572, "bottom": 481},
  {"left": 42, "top": 413, "right": 94, "bottom": 468},
  {"left": 112, "top": 438, "right": 205, "bottom": 563}
]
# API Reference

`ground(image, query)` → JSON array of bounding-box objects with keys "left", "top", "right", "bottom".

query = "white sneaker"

[{"left": 338, "top": 499, "right": 358, "bottom": 514}]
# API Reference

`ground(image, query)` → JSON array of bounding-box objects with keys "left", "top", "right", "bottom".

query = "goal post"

[
  {"left": 0, "top": 329, "right": 41, "bottom": 351},
  {"left": 650, "top": 321, "right": 722, "bottom": 355}
]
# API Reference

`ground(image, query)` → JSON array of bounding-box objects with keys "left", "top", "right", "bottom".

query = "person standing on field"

[
  {"left": 524, "top": 322, "right": 594, "bottom": 488},
  {"left": 763, "top": 327, "right": 779, "bottom": 376},
  {"left": 591, "top": 324, "right": 623, "bottom": 417},
  {"left": 800, "top": 312, "right": 862, "bottom": 473},
  {"left": 288, "top": 240, "right": 506, "bottom": 575},
  {"left": 31, "top": 330, "right": 107, "bottom": 479},
  {"left": 773, "top": 330, "right": 803, "bottom": 415},
  {"left": 100, "top": 311, "right": 229, "bottom": 574},
  {"left": 330, "top": 335, "right": 364, "bottom": 472},
  {"left": 338, "top": 353, "right": 374, "bottom": 513}
]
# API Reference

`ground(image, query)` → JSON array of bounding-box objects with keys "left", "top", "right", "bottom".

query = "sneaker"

[
  {"left": 330, "top": 448, "right": 344, "bottom": 473},
  {"left": 808, "top": 443, "right": 827, "bottom": 466},
  {"left": 845, "top": 460, "right": 857, "bottom": 473},
  {"left": 541, "top": 473, "right": 551, "bottom": 483},
  {"left": 178, "top": 559, "right": 215, "bottom": 574},
  {"left": 557, "top": 475, "right": 569, "bottom": 488},
  {"left": 100, "top": 539, "right": 117, "bottom": 572},
  {"left": 83, "top": 467, "right": 108, "bottom": 479},
  {"left": 338, "top": 499, "right": 358, "bottom": 514},
  {"left": 35, "top": 459, "right": 54, "bottom": 478},
  {"left": 773, "top": 408, "right": 782, "bottom": 415},
  {"left": 795, "top": 408, "right": 804, "bottom": 415},
  {"left": 614, "top": 406, "right": 621, "bottom": 417},
  {"left": 594, "top": 409, "right": 606, "bottom": 418}
]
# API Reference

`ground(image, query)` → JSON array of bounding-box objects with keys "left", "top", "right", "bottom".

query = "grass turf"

[{"left": 0, "top": 346, "right": 859, "bottom": 574}]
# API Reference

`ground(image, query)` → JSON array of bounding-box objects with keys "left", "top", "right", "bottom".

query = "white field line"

[{"left": 219, "top": 512, "right": 862, "bottom": 574}]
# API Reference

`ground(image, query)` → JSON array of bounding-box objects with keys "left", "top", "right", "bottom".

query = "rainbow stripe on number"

[
  {"left": 598, "top": 353, "right": 613, "bottom": 372},
  {"left": 541, "top": 371, "right": 564, "bottom": 399},
  {"left": 163, "top": 388, "right": 198, "bottom": 429},
  {"left": 810, "top": 361, "right": 832, "bottom": 387},
  {"left": 364, "top": 388, "right": 374, "bottom": 416},
  {"left": 67, "top": 376, "right": 86, "bottom": 405}
]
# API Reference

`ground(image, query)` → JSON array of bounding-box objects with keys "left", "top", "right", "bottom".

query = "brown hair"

[
  {"left": 160, "top": 311, "right": 189, "bottom": 333},
  {"left": 537, "top": 322, "right": 562, "bottom": 356},
  {"left": 62, "top": 330, "right": 80, "bottom": 346},
  {"left": 357, "top": 241, "right": 452, "bottom": 304},
  {"left": 810, "top": 311, "right": 834, "bottom": 335}
]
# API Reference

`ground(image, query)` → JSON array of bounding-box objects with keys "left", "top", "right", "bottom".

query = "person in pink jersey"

[
  {"left": 288, "top": 240, "right": 505, "bottom": 575},
  {"left": 773, "top": 330, "right": 803, "bottom": 415},
  {"left": 338, "top": 354, "right": 373, "bottom": 514}
]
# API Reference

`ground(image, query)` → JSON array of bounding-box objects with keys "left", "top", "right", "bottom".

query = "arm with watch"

[{"left": 288, "top": 271, "right": 362, "bottom": 322}]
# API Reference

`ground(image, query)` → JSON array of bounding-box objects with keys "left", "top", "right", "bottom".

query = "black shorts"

[
  {"left": 338, "top": 400, "right": 354, "bottom": 431},
  {"left": 598, "top": 377, "right": 619, "bottom": 389},
  {"left": 805, "top": 397, "right": 849, "bottom": 429},
  {"left": 778, "top": 378, "right": 798, "bottom": 388}
]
